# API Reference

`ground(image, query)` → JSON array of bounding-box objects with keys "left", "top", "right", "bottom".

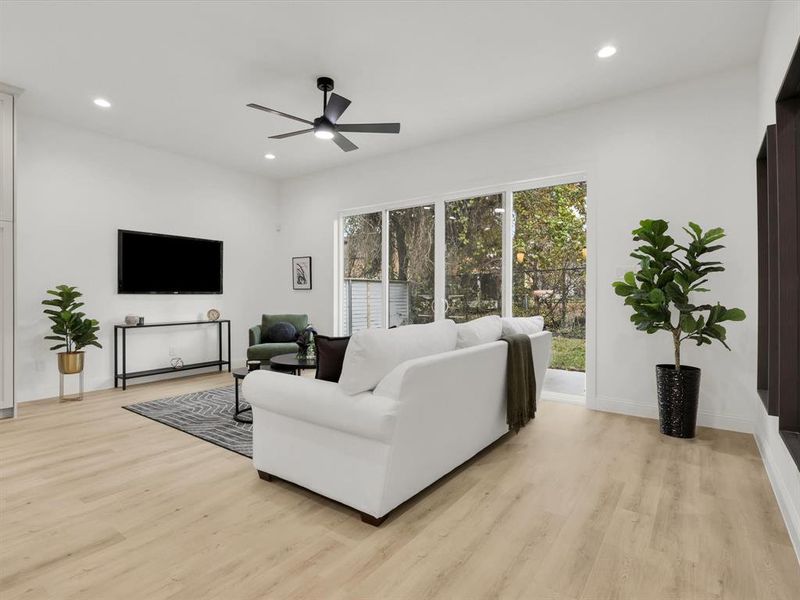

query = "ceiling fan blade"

[
  {"left": 324, "top": 93, "right": 351, "bottom": 123},
  {"left": 246, "top": 103, "right": 313, "bottom": 125},
  {"left": 336, "top": 123, "right": 401, "bottom": 134},
  {"left": 332, "top": 131, "right": 358, "bottom": 152},
  {"left": 268, "top": 128, "right": 314, "bottom": 139}
]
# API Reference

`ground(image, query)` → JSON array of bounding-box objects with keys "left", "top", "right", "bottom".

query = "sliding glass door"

[
  {"left": 342, "top": 212, "right": 383, "bottom": 335},
  {"left": 388, "top": 205, "right": 435, "bottom": 326},
  {"left": 444, "top": 194, "right": 504, "bottom": 323},
  {"left": 338, "top": 179, "right": 586, "bottom": 346}
]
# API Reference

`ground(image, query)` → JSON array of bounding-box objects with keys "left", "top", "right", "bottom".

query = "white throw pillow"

[
  {"left": 516, "top": 316, "right": 545, "bottom": 335},
  {"left": 455, "top": 315, "right": 503, "bottom": 349},
  {"left": 338, "top": 320, "right": 458, "bottom": 395},
  {"left": 501, "top": 316, "right": 545, "bottom": 337}
]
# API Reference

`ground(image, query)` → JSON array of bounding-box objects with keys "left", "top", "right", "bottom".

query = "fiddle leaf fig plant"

[
  {"left": 42, "top": 285, "right": 102, "bottom": 352},
  {"left": 611, "top": 220, "right": 745, "bottom": 370}
]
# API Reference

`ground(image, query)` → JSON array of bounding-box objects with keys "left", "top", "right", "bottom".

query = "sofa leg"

[
  {"left": 257, "top": 470, "right": 273, "bottom": 482},
  {"left": 360, "top": 512, "right": 387, "bottom": 527}
]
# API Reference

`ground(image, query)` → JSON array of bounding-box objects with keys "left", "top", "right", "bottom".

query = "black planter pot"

[{"left": 655, "top": 364, "right": 701, "bottom": 438}]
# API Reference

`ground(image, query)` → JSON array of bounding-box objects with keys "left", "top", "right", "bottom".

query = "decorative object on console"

[
  {"left": 124, "top": 314, "right": 139, "bottom": 326},
  {"left": 207, "top": 308, "right": 220, "bottom": 321},
  {"left": 170, "top": 357, "right": 184, "bottom": 370},
  {"left": 314, "top": 334, "right": 350, "bottom": 382},
  {"left": 42, "top": 284, "right": 102, "bottom": 402},
  {"left": 612, "top": 220, "right": 746, "bottom": 439},
  {"left": 295, "top": 324, "right": 317, "bottom": 359},
  {"left": 292, "top": 256, "right": 312, "bottom": 290},
  {"left": 138, "top": 316, "right": 144, "bottom": 326}
]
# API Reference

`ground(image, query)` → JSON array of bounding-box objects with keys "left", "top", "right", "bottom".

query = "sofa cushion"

[
  {"left": 455, "top": 315, "right": 502, "bottom": 349},
  {"left": 261, "top": 314, "right": 308, "bottom": 342},
  {"left": 265, "top": 321, "right": 297, "bottom": 343},
  {"left": 247, "top": 342, "right": 299, "bottom": 361},
  {"left": 501, "top": 316, "right": 544, "bottom": 337},
  {"left": 315, "top": 334, "right": 350, "bottom": 383},
  {"left": 338, "top": 319, "right": 457, "bottom": 395}
]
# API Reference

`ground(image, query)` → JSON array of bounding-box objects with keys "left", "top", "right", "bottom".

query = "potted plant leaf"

[
  {"left": 42, "top": 285, "right": 102, "bottom": 376},
  {"left": 611, "top": 220, "right": 745, "bottom": 438}
]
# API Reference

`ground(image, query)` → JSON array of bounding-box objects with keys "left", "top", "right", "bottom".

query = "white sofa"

[{"left": 243, "top": 328, "right": 552, "bottom": 524}]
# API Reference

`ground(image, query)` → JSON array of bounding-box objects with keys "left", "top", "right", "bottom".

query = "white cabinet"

[
  {"left": 0, "top": 91, "right": 13, "bottom": 415},
  {"left": 0, "top": 93, "right": 12, "bottom": 222},
  {"left": 0, "top": 221, "right": 12, "bottom": 411}
]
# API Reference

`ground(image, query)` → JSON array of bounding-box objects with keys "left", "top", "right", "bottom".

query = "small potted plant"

[
  {"left": 42, "top": 284, "right": 102, "bottom": 376},
  {"left": 612, "top": 220, "right": 745, "bottom": 438}
]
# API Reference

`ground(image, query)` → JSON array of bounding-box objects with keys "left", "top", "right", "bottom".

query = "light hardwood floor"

[{"left": 1, "top": 372, "right": 799, "bottom": 600}]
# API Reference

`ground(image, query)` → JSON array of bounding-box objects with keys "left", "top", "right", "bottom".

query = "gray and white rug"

[{"left": 123, "top": 386, "right": 253, "bottom": 457}]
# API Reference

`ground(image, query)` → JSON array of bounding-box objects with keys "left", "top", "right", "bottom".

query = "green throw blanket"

[{"left": 501, "top": 334, "right": 537, "bottom": 433}]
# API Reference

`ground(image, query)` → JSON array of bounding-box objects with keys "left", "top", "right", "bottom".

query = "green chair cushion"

[
  {"left": 261, "top": 314, "right": 308, "bottom": 343},
  {"left": 247, "top": 342, "right": 299, "bottom": 361}
]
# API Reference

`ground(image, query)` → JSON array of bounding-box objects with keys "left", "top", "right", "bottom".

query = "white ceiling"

[{"left": 0, "top": 1, "right": 768, "bottom": 180}]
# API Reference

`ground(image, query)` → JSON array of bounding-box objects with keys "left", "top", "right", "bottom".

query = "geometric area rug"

[{"left": 123, "top": 385, "right": 252, "bottom": 458}]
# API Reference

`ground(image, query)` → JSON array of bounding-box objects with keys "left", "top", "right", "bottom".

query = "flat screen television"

[{"left": 118, "top": 230, "right": 223, "bottom": 294}]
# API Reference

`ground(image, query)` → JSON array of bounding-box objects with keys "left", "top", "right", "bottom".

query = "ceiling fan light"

[{"left": 314, "top": 129, "right": 335, "bottom": 140}]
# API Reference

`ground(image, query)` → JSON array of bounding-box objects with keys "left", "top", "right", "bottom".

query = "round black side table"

[{"left": 269, "top": 353, "right": 317, "bottom": 376}]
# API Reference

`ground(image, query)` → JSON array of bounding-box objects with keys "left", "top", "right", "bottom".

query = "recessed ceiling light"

[
  {"left": 597, "top": 45, "right": 617, "bottom": 59},
  {"left": 93, "top": 97, "right": 112, "bottom": 108},
  {"left": 264, "top": 153, "right": 276, "bottom": 160}
]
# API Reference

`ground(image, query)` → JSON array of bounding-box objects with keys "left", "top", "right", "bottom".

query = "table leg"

[
  {"left": 114, "top": 327, "right": 118, "bottom": 388},
  {"left": 122, "top": 328, "right": 127, "bottom": 391},
  {"left": 233, "top": 377, "right": 252, "bottom": 424}
]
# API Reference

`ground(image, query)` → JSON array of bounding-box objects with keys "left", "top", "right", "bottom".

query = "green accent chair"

[{"left": 248, "top": 314, "right": 309, "bottom": 365}]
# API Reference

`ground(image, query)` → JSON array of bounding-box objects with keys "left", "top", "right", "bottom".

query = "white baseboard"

[
  {"left": 755, "top": 433, "right": 800, "bottom": 565},
  {"left": 752, "top": 404, "right": 800, "bottom": 566},
  {"left": 594, "top": 395, "right": 752, "bottom": 433}
]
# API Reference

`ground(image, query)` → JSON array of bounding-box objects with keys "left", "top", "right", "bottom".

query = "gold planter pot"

[{"left": 57, "top": 351, "right": 85, "bottom": 374}]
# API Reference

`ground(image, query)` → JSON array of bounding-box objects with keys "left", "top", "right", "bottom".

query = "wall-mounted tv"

[{"left": 118, "top": 230, "right": 223, "bottom": 294}]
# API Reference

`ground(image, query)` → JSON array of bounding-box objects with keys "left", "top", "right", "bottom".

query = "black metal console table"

[{"left": 114, "top": 320, "right": 231, "bottom": 390}]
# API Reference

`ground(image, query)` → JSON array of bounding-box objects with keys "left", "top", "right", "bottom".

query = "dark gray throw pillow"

[
  {"left": 265, "top": 321, "right": 297, "bottom": 343},
  {"left": 315, "top": 334, "right": 350, "bottom": 382}
]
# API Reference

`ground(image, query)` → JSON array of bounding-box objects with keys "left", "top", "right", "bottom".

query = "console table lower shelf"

[{"left": 114, "top": 320, "right": 231, "bottom": 390}]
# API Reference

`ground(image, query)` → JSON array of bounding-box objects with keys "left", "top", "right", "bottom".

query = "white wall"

[
  {"left": 15, "top": 116, "right": 280, "bottom": 402},
  {"left": 275, "top": 67, "right": 757, "bottom": 434},
  {"left": 752, "top": 0, "right": 800, "bottom": 563}
]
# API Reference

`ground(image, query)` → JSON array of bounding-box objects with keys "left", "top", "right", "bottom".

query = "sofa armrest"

[
  {"left": 242, "top": 370, "right": 399, "bottom": 442},
  {"left": 249, "top": 325, "right": 261, "bottom": 346}
]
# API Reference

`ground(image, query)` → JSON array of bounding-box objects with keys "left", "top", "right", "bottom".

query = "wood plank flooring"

[{"left": 1, "top": 372, "right": 798, "bottom": 599}]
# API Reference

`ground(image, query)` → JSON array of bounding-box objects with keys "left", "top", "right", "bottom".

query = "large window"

[
  {"left": 342, "top": 212, "right": 383, "bottom": 335},
  {"left": 338, "top": 180, "right": 588, "bottom": 371},
  {"left": 445, "top": 194, "right": 503, "bottom": 323}
]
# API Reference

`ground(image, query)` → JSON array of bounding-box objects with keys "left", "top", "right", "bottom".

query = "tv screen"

[{"left": 118, "top": 230, "right": 223, "bottom": 294}]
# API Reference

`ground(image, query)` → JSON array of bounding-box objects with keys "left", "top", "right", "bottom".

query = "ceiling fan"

[{"left": 247, "top": 77, "right": 400, "bottom": 152}]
